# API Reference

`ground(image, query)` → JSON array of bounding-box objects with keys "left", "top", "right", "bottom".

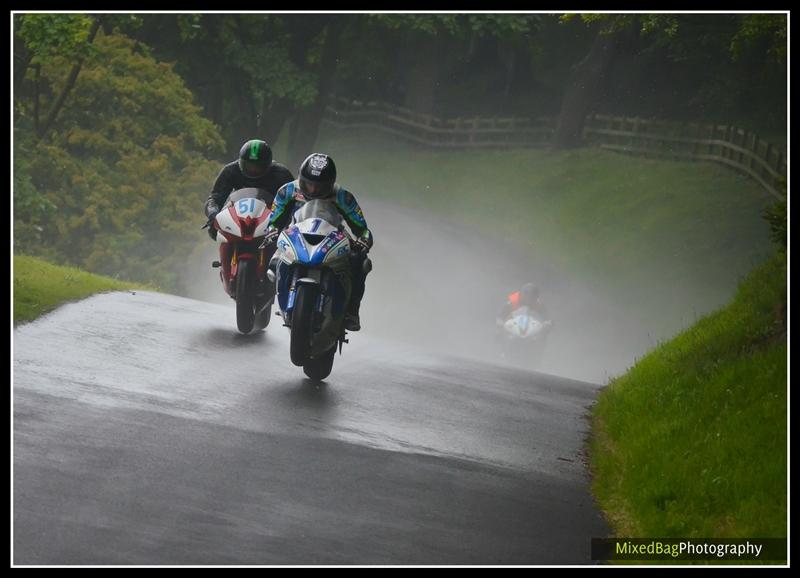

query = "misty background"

[{"left": 13, "top": 13, "right": 786, "bottom": 383}]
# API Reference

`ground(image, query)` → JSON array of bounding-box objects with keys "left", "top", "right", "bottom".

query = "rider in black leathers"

[{"left": 204, "top": 139, "right": 294, "bottom": 238}]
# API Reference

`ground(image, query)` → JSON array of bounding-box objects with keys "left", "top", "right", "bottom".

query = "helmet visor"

[
  {"left": 299, "top": 178, "right": 333, "bottom": 199},
  {"left": 241, "top": 159, "right": 269, "bottom": 179}
]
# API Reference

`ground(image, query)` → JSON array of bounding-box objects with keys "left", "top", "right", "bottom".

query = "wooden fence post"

[
  {"left": 735, "top": 129, "right": 742, "bottom": 165},
  {"left": 765, "top": 141, "right": 774, "bottom": 173},
  {"left": 725, "top": 126, "right": 733, "bottom": 160},
  {"left": 707, "top": 124, "right": 714, "bottom": 156},
  {"left": 509, "top": 117, "right": 517, "bottom": 147}
]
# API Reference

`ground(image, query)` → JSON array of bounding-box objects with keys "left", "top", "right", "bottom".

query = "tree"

[
  {"left": 285, "top": 15, "right": 347, "bottom": 170},
  {"left": 552, "top": 15, "right": 644, "bottom": 148},
  {"left": 14, "top": 31, "right": 226, "bottom": 289},
  {"left": 15, "top": 14, "right": 103, "bottom": 140},
  {"left": 552, "top": 13, "right": 787, "bottom": 148},
  {"left": 366, "top": 14, "right": 541, "bottom": 115},
  {"left": 130, "top": 14, "right": 544, "bottom": 162},
  {"left": 130, "top": 14, "right": 318, "bottom": 156}
]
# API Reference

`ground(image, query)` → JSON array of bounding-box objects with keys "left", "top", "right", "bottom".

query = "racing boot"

[
  {"left": 344, "top": 254, "right": 368, "bottom": 331},
  {"left": 344, "top": 306, "right": 361, "bottom": 332},
  {"left": 344, "top": 285, "right": 365, "bottom": 332}
]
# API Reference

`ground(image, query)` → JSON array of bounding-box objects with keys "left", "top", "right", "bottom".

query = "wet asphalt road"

[{"left": 14, "top": 291, "right": 609, "bottom": 565}]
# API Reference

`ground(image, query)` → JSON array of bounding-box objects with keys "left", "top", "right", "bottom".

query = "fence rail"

[{"left": 322, "top": 97, "right": 787, "bottom": 200}]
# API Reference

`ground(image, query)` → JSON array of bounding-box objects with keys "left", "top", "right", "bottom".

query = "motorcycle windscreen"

[
  {"left": 505, "top": 313, "right": 544, "bottom": 338},
  {"left": 226, "top": 187, "right": 273, "bottom": 205},
  {"left": 291, "top": 199, "right": 343, "bottom": 229}
]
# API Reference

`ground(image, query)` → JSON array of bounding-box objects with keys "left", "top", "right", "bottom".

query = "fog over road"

[{"left": 183, "top": 200, "right": 653, "bottom": 384}]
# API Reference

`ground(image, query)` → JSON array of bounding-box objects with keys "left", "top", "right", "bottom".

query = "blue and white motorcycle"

[
  {"left": 498, "top": 306, "right": 553, "bottom": 368},
  {"left": 267, "top": 200, "right": 369, "bottom": 380}
]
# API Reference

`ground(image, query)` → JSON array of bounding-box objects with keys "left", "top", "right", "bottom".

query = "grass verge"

[
  {"left": 13, "top": 254, "right": 154, "bottom": 325},
  {"left": 589, "top": 250, "right": 786, "bottom": 554}
]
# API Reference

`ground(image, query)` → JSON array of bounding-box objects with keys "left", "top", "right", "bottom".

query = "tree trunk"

[
  {"left": 497, "top": 40, "right": 518, "bottom": 100},
  {"left": 208, "top": 81, "right": 225, "bottom": 127},
  {"left": 246, "top": 14, "right": 328, "bottom": 164},
  {"left": 553, "top": 30, "right": 620, "bottom": 149},
  {"left": 33, "top": 64, "right": 41, "bottom": 135},
  {"left": 261, "top": 97, "right": 293, "bottom": 151},
  {"left": 36, "top": 17, "right": 102, "bottom": 141},
  {"left": 286, "top": 18, "right": 345, "bottom": 171},
  {"left": 403, "top": 31, "right": 442, "bottom": 114},
  {"left": 13, "top": 33, "right": 32, "bottom": 97},
  {"left": 228, "top": 85, "right": 259, "bottom": 154}
]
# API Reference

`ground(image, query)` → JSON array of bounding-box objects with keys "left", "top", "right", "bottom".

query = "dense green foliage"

[
  {"left": 13, "top": 254, "right": 152, "bottom": 325},
  {"left": 17, "top": 13, "right": 98, "bottom": 60},
  {"left": 15, "top": 27, "right": 225, "bottom": 290},
  {"left": 126, "top": 13, "right": 786, "bottom": 152},
  {"left": 590, "top": 250, "right": 786, "bottom": 542},
  {"left": 763, "top": 199, "right": 787, "bottom": 249}
]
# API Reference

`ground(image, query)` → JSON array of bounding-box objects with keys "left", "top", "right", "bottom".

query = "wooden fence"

[
  {"left": 322, "top": 97, "right": 787, "bottom": 200},
  {"left": 584, "top": 114, "right": 787, "bottom": 201}
]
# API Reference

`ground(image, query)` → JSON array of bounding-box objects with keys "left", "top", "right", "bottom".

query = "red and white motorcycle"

[{"left": 207, "top": 188, "right": 275, "bottom": 334}]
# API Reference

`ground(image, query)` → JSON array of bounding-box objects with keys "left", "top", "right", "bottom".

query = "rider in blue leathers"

[{"left": 263, "top": 153, "right": 373, "bottom": 331}]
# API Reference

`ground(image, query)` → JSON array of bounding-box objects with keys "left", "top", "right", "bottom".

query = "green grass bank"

[
  {"left": 589, "top": 250, "right": 786, "bottom": 544},
  {"left": 13, "top": 254, "right": 152, "bottom": 325}
]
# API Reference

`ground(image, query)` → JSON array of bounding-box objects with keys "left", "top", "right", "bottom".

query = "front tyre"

[
  {"left": 235, "top": 259, "right": 256, "bottom": 334},
  {"left": 290, "top": 284, "right": 317, "bottom": 366}
]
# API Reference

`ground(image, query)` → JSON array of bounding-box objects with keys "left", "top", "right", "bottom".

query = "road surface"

[{"left": 14, "top": 291, "right": 609, "bottom": 564}]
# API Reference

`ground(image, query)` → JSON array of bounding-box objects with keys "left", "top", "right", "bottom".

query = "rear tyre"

[
  {"left": 303, "top": 345, "right": 337, "bottom": 381},
  {"left": 235, "top": 260, "right": 256, "bottom": 334},
  {"left": 290, "top": 284, "right": 317, "bottom": 366}
]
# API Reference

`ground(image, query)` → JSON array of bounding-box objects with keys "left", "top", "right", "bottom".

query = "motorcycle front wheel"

[
  {"left": 290, "top": 283, "right": 317, "bottom": 366},
  {"left": 235, "top": 259, "right": 256, "bottom": 334}
]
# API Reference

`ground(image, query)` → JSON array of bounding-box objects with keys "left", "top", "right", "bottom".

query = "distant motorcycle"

[
  {"left": 268, "top": 199, "right": 370, "bottom": 381},
  {"left": 497, "top": 306, "right": 553, "bottom": 368},
  {"left": 206, "top": 188, "right": 274, "bottom": 334}
]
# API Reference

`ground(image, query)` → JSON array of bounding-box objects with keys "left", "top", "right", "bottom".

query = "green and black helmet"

[{"left": 238, "top": 139, "right": 273, "bottom": 179}]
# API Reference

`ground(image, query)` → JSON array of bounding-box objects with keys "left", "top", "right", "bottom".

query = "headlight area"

[{"left": 277, "top": 233, "right": 298, "bottom": 263}]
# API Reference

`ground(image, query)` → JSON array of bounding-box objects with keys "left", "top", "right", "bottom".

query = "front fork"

[
  {"left": 222, "top": 244, "right": 271, "bottom": 297},
  {"left": 286, "top": 268, "right": 326, "bottom": 328}
]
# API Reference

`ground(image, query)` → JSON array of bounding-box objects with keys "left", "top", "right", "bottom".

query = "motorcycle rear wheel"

[{"left": 303, "top": 344, "right": 336, "bottom": 381}]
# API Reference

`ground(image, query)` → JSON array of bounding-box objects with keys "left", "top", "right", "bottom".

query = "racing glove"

[
  {"left": 354, "top": 230, "right": 373, "bottom": 253},
  {"left": 259, "top": 227, "right": 280, "bottom": 249},
  {"left": 204, "top": 209, "right": 219, "bottom": 240}
]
